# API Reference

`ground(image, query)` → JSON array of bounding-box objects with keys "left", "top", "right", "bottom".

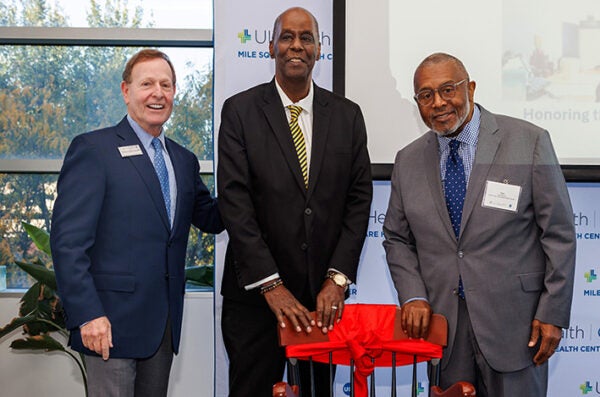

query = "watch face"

[{"left": 333, "top": 274, "right": 346, "bottom": 286}]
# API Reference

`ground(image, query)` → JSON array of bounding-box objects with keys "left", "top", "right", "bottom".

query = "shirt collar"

[
  {"left": 274, "top": 79, "right": 314, "bottom": 116},
  {"left": 437, "top": 104, "right": 481, "bottom": 150},
  {"left": 127, "top": 114, "right": 166, "bottom": 150}
]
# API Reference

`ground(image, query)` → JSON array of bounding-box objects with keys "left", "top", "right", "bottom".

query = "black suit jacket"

[{"left": 218, "top": 80, "right": 372, "bottom": 307}]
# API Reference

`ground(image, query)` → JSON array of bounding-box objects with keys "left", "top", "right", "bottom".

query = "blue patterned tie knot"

[
  {"left": 445, "top": 139, "right": 466, "bottom": 299},
  {"left": 151, "top": 138, "right": 171, "bottom": 225}
]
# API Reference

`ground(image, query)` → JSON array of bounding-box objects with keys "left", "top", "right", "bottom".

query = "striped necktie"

[{"left": 288, "top": 105, "right": 308, "bottom": 189}]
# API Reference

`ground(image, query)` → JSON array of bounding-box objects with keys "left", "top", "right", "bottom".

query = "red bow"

[{"left": 285, "top": 304, "right": 443, "bottom": 397}]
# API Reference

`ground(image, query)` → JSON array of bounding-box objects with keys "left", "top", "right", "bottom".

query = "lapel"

[
  {"left": 306, "top": 85, "right": 330, "bottom": 199},
  {"left": 261, "top": 80, "right": 309, "bottom": 195},
  {"left": 422, "top": 131, "right": 456, "bottom": 238},
  {"left": 459, "top": 106, "right": 502, "bottom": 237},
  {"left": 114, "top": 117, "right": 171, "bottom": 231},
  {"left": 165, "top": 138, "right": 182, "bottom": 234}
]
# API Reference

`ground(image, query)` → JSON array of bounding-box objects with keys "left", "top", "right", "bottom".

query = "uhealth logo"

[
  {"left": 585, "top": 269, "right": 598, "bottom": 283},
  {"left": 580, "top": 381, "right": 593, "bottom": 394},
  {"left": 416, "top": 381, "right": 425, "bottom": 395},
  {"left": 237, "top": 29, "right": 251, "bottom": 43}
]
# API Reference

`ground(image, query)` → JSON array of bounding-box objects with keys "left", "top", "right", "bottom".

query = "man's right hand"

[
  {"left": 263, "top": 285, "right": 315, "bottom": 334},
  {"left": 401, "top": 300, "right": 432, "bottom": 339},
  {"left": 81, "top": 316, "right": 113, "bottom": 360}
]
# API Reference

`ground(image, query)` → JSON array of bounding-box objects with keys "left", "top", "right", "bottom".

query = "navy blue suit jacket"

[{"left": 51, "top": 117, "right": 223, "bottom": 358}]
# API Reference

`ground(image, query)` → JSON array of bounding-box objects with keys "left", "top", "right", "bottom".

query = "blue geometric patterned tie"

[
  {"left": 151, "top": 138, "right": 171, "bottom": 224},
  {"left": 445, "top": 139, "right": 466, "bottom": 298}
]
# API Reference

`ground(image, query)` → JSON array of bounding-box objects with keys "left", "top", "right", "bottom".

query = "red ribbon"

[{"left": 285, "top": 304, "right": 443, "bottom": 397}]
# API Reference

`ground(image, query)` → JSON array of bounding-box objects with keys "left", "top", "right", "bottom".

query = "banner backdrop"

[{"left": 213, "top": 2, "right": 333, "bottom": 395}]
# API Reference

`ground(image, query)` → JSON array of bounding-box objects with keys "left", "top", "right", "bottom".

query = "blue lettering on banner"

[
  {"left": 236, "top": 50, "right": 331, "bottom": 61},
  {"left": 583, "top": 233, "right": 600, "bottom": 240},
  {"left": 580, "top": 346, "right": 600, "bottom": 353},
  {"left": 237, "top": 50, "right": 257, "bottom": 58},
  {"left": 584, "top": 290, "right": 600, "bottom": 296},
  {"left": 557, "top": 345, "right": 578, "bottom": 352}
]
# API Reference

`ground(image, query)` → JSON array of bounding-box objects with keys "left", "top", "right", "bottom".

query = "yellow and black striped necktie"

[{"left": 287, "top": 105, "right": 308, "bottom": 189}]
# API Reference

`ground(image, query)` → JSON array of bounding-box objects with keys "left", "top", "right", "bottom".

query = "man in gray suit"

[{"left": 383, "top": 52, "right": 576, "bottom": 397}]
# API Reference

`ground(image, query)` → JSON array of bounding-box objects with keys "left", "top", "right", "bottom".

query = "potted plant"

[{"left": 0, "top": 222, "right": 87, "bottom": 396}]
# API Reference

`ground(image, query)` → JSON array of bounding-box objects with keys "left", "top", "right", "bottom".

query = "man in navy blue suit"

[{"left": 50, "top": 49, "right": 223, "bottom": 397}]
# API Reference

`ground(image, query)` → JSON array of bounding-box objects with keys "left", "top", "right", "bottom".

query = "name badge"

[
  {"left": 118, "top": 145, "right": 143, "bottom": 157},
  {"left": 482, "top": 180, "right": 521, "bottom": 213}
]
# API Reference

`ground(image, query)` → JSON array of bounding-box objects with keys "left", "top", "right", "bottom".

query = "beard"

[{"left": 430, "top": 105, "right": 470, "bottom": 137}]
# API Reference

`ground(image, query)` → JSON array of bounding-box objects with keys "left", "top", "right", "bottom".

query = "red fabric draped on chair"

[{"left": 279, "top": 304, "right": 447, "bottom": 397}]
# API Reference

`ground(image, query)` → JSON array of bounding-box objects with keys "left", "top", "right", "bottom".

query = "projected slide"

[{"left": 346, "top": 0, "right": 600, "bottom": 165}]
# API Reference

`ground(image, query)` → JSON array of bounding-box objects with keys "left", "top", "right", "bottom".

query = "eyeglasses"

[{"left": 413, "top": 79, "right": 468, "bottom": 106}]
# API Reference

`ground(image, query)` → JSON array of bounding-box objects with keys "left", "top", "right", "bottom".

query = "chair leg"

[
  {"left": 391, "top": 352, "right": 397, "bottom": 397},
  {"left": 350, "top": 359, "right": 355, "bottom": 397},
  {"left": 411, "top": 355, "right": 417, "bottom": 397},
  {"left": 309, "top": 357, "right": 316, "bottom": 397},
  {"left": 370, "top": 357, "right": 376, "bottom": 397},
  {"left": 288, "top": 358, "right": 301, "bottom": 396},
  {"left": 329, "top": 352, "right": 334, "bottom": 397},
  {"left": 428, "top": 358, "right": 441, "bottom": 397}
]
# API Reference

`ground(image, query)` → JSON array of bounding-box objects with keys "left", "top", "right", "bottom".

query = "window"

[{"left": 0, "top": 0, "right": 214, "bottom": 290}]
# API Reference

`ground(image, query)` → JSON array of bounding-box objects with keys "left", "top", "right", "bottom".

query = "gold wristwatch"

[{"left": 327, "top": 271, "right": 349, "bottom": 292}]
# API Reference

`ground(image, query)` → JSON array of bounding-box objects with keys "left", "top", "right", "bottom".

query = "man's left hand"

[
  {"left": 529, "top": 319, "right": 562, "bottom": 366},
  {"left": 316, "top": 280, "right": 346, "bottom": 334}
]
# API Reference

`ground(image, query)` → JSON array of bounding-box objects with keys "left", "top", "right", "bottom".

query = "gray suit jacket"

[{"left": 383, "top": 105, "right": 576, "bottom": 372}]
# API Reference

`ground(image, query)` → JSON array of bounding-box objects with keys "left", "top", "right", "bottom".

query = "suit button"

[
  {"left": 301, "top": 243, "right": 308, "bottom": 251},
  {"left": 165, "top": 273, "right": 170, "bottom": 280},
  {"left": 304, "top": 208, "right": 312, "bottom": 215},
  {"left": 457, "top": 251, "right": 464, "bottom": 258}
]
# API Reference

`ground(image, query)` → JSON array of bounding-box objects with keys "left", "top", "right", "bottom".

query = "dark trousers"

[
  {"left": 222, "top": 297, "right": 334, "bottom": 397},
  {"left": 439, "top": 298, "right": 547, "bottom": 397},
  {"left": 84, "top": 320, "right": 174, "bottom": 397}
]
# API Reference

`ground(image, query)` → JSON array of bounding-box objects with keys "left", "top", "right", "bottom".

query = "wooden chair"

[{"left": 273, "top": 303, "right": 475, "bottom": 397}]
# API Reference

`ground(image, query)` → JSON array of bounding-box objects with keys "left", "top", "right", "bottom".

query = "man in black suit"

[{"left": 218, "top": 7, "right": 372, "bottom": 396}]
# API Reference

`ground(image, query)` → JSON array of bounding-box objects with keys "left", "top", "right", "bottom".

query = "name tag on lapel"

[
  {"left": 482, "top": 180, "right": 521, "bottom": 213},
  {"left": 118, "top": 145, "right": 143, "bottom": 157}
]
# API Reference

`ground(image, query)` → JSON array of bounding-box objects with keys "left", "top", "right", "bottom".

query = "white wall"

[{"left": 0, "top": 292, "right": 214, "bottom": 396}]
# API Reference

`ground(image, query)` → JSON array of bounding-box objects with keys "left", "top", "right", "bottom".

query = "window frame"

[
  {"left": 0, "top": 24, "right": 216, "bottom": 291},
  {"left": 0, "top": 26, "right": 215, "bottom": 174}
]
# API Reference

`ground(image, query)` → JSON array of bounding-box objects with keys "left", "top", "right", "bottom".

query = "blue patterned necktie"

[
  {"left": 445, "top": 139, "right": 466, "bottom": 299},
  {"left": 151, "top": 138, "right": 171, "bottom": 224}
]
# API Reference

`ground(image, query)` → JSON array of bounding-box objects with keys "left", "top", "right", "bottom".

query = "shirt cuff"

[
  {"left": 245, "top": 273, "right": 280, "bottom": 290},
  {"left": 403, "top": 297, "right": 428, "bottom": 305}
]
